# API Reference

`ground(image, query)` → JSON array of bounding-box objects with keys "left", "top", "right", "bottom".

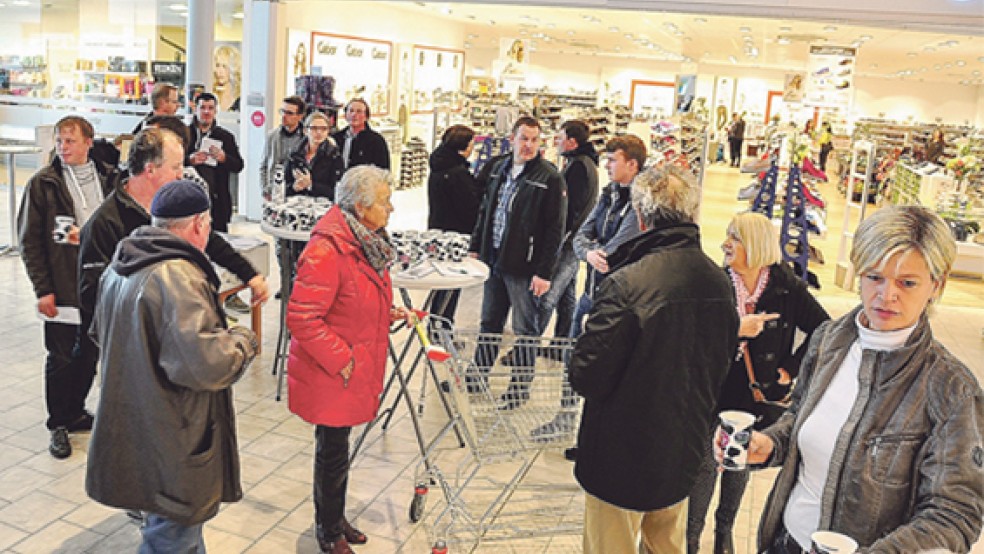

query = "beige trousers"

[{"left": 583, "top": 492, "right": 688, "bottom": 554}]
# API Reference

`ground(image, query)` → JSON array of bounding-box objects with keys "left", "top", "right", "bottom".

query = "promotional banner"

[
  {"left": 674, "top": 74, "right": 697, "bottom": 115},
  {"left": 805, "top": 45, "right": 856, "bottom": 108},
  {"left": 411, "top": 46, "right": 464, "bottom": 112},
  {"left": 310, "top": 32, "right": 392, "bottom": 116},
  {"left": 783, "top": 73, "right": 805, "bottom": 103},
  {"left": 285, "top": 29, "right": 309, "bottom": 96}
]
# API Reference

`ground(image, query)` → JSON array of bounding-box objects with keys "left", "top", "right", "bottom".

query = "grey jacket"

[
  {"left": 758, "top": 305, "right": 983, "bottom": 553},
  {"left": 86, "top": 226, "right": 257, "bottom": 525},
  {"left": 260, "top": 125, "right": 305, "bottom": 200}
]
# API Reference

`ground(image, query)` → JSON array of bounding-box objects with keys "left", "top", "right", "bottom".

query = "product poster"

[
  {"left": 212, "top": 42, "right": 241, "bottom": 112},
  {"left": 629, "top": 80, "right": 674, "bottom": 119},
  {"left": 310, "top": 32, "right": 392, "bottom": 116},
  {"left": 411, "top": 45, "right": 464, "bottom": 113},
  {"left": 713, "top": 76, "right": 735, "bottom": 132},
  {"left": 674, "top": 74, "right": 697, "bottom": 115},
  {"left": 286, "top": 29, "right": 309, "bottom": 96},
  {"left": 805, "top": 45, "right": 856, "bottom": 108},
  {"left": 783, "top": 73, "right": 805, "bottom": 103}
]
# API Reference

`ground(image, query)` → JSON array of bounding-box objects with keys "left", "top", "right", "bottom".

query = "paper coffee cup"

[
  {"left": 53, "top": 215, "right": 75, "bottom": 244},
  {"left": 718, "top": 410, "right": 756, "bottom": 471},
  {"left": 810, "top": 531, "right": 858, "bottom": 554}
]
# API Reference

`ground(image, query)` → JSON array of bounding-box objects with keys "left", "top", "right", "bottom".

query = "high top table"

[{"left": 1, "top": 145, "right": 42, "bottom": 256}]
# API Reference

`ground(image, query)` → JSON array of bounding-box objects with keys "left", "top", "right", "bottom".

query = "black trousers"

[
  {"left": 314, "top": 425, "right": 352, "bottom": 541},
  {"left": 43, "top": 322, "right": 95, "bottom": 430},
  {"left": 729, "top": 138, "right": 744, "bottom": 167},
  {"left": 687, "top": 433, "right": 749, "bottom": 541}
]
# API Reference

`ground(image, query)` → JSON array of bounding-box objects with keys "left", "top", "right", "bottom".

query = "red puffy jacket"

[{"left": 287, "top": 206, "right": 393, "bottom": 427}]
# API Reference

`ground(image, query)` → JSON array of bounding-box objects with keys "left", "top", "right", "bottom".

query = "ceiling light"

[
  {"left": 168, "top": 3, "right": 187, "bottom": 11},
  {"left": 920, "top": 67, "right": 927, "bottom": 72},
  {"left": 232, "top": 11, "right": 244, "bottom": 19},
  {"left": 824, "top": 25, "right": 837, "bottom": 32},
  {"left": 979, "top": 56, "right": 984, "bottom": 63},
  {"left": 945, "top": 62, "right": 953, "bottom": 68},
  {"left": 956, "top": 60, "right": 966, "bottom": 66},
  {"left": 546, "top": 23, "right": 555, "bottom": 29},
  {"left": 739, "top": 26, "right": 751, "bottom": 33},
  {"left": 518, "top": 29, "right": 527, "bottom": 35},
  {"left": 934, "top": 64, "right": 942, "bottom": 70},
  {"left": 780, "top": 26, "right": 792, "bottom": 32},
  {"left": 609, "top": 26, "right": 619, "bottom": 33},
  {"left": 467, "top": 33, "right": 477, "bottom": 39},
  {"left": 614, "top": 46, "right": 621, "bottom": 52},
  {"left": 974, "top": 70, "right": 981, "bottom": 76},
  {"left": 624, "top": 33, "right": 633, "bottom": 39},
  {"left": 924, "top": 46, "right": 936, "bottom": 52},
  {"left": 694, "top": 18, "right": 707, "bottom": 24},
  {"left": 12, "top": 0, "right": 29, "bottom": 4},
  {"left": 440, "top": 6, "right": 451, "bottom": 14},
  {"left": 907, "top": 52, "right": 917, "bottom": 58},
  {"left": 463, "top": 42, "right": 472, "bottom": 48},
  {"left": 859, "top": 34, "right": 873, "bottom": 41},
  {"left": 777, "top": 37, "right": 791, "bottom": 45}
]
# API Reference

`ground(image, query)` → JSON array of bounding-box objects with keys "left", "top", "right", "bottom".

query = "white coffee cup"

[
  {"left": 53, "top": 215, "right": 75, "bottom": 244},
  {"left": 810, "top": 531, "right": 858, "bottom": 554},
  {"left": 718, "top": 410, "right": 756, "bottom": 471}
]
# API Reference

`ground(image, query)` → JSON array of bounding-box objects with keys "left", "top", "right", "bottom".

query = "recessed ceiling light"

[
  {"left": 974, "top": 70, "right": 982, "bottom": 76},
  {"left": 934, "top": 64, "right": 942, "bottom": 70},
  {"left": 780, "top": 26, "right": 792, "bottom": 32},
  {"left": 924, "top": 46, "right": 936, "bottom": 52},
  {"left": 956, "top": 60, "right": 966, "bottom": 66},
  {"left": 467, "top": 33, "right": 477, "bottom": 39},
  {"left": 568, "top": 30, "right": 575, "bottom": 36},
  {"left": 463, "top": 42, "right": 471, "bottom": 48},
  {"left": 518, "top": 29, "right": 527, "bottom": 35},
  {"left": 232, "top": 11, "right": 243, "bottom": 19},
  {"left": 614, "top": 46, "right": 621, "bottom": 52},
  {"left": 777, "top": 37, "right": 790, "bottom": 45},
  {"left": 609, "top": 26, "right": 619, "bottom": 33},
  {"left": 945, "top": 63, "right": 953, "bottom": 68},
  {"left": 694, "top": 18, "right": 707, "bottom": 24},
  {"left": 168, "top": 3, "right": 186, "bottom": 11},
  {"left": 739, "top": 26, "right": 751, "bottom": 33},
  {"left": 859, "top": 35, "right": 873, "bottom": 41},
  {"left": 824, "top": 25, "right": 837, "bottom": 32},
  {"left": 907, "top": 52, "right": 917, "bottom": 58},
  {"left": 624, "top": 33, "right": 633, "bottom": 39},
  {"left": 920, "top": 67, "right": 927, "bottom": 72}
]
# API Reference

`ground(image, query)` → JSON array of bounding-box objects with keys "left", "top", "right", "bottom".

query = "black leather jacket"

[{"left": 469, "top": 154, "right": 567, "bottom": 280}]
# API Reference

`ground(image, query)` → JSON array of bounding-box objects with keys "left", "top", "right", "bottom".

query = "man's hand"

[
  {"left": 66, "top": 225, "right": 81, "bottom": 246},
  {"left": 292, "top": 168, "right": 312, "bottom": 191},
  {"left": 586, "top": 249, "right": 609, "bottom": 273},
  {"left": 738, "top": 312, "right": 780, "bottom": 338},
  {"left": 190, "top": 151, "right": 209, "bottom": 165},
  {"left": 530, "top": 276, "right": 551, "bottom": 297},
  {"left": 390, "top": 306, "right": 414, "bottom": 325},
  {"left": 247, "top": 275, "right": 270, "bottom": 306},
  {"left": 37, "top": 294, "right": 58, "bottom": 318},
  {"left": 208, "top": 145, "right": 226, "bottom": 163}
]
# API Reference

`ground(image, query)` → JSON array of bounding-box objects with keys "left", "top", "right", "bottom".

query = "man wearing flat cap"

[{"left": 85, "top": 179, "right": 259, "bottom": 551}]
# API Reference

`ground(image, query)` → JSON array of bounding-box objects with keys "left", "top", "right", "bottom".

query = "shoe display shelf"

[{"left": 398, "top": 137, "right": 428, "bottom": 190}]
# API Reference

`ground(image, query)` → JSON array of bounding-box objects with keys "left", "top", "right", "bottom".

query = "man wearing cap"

[{"left": 85, "top": 179, "right": 258, "bottom": 551}]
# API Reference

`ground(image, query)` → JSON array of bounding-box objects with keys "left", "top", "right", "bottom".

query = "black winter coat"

[
  {"left": 332, "top": 124, "right": 391, "bottom": 173},
  {"left": 187, "top": 120, "right": 244, "bottom": 232},
  {"left": 17, "top": 156, "right": 117, "bottom": 306},
  {"left": 285, "top": 138, "right": 344, "bottom": 201},
  {"left": 717, "top": 263, "right": 829, "bottom": 420},
  {"left": 570, "top": 223, "right": 739, "bottom": 511},
  {"left": 469, "top": 154, "right": 567, "bottom": 280},
  {"left": 427, "top": 146, "right": 480, "bottom": 234},
  {"left": 559, "top": 142, "right": 600, "bottom": 249}
]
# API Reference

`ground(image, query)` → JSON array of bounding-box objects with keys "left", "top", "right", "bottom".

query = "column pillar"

[{"left": 186, "top": 0, "right": 216, "bottom": 105}]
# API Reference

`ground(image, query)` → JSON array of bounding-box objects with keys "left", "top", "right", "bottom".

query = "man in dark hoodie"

[
  {"left": 86, "top": 179, "right": 258, "bottom": 552},
  {"left": 570, "top": 165, "right": 738, "bottom": 554}
]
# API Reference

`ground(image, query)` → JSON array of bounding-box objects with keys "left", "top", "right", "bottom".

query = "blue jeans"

[
  {"left": 535, "top": 246, "right": 579, "bottom": 338},
  {"left": 140, "top": 514, "right": 205, "bottom": 553},
  {"left": 571, "top": 293, "right": 594, "bottom": 338},
  {"left": 477, "top": 258, "right": 542, "bottom": 387}
]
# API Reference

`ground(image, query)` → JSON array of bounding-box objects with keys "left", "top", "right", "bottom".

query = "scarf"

[
  {"left": 729, "top": 265, "right": 770, "bottom": 354},
  {"left": 342, "top": 209, "right": 396, "bottom": 277}
]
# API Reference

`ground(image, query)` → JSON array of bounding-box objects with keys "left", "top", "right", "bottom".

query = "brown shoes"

[
  {"left": 318, "top": 536, "right": 354, "bottom": 554},
  {"left": 340, "top": 517, "right": 368, "bottom": 545}
]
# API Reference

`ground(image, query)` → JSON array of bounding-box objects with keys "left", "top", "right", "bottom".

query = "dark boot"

[
  {"left": 687, "top": 536, "right": 699, "bottom": 554},
  {"left": 318, "top": 535, "right": 354, "bottom": 554},
  {"left": 713, "top": 530, "right": 734, "bottom": 554},
  {"left": 340, "top": 517, "right": 367, "bottom": 545}
]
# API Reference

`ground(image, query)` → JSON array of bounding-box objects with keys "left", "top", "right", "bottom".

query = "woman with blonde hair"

[
  {"left": 285, "top": 111, "right": 343, "bottom": 200},
  {"left": 741, "top": 205, "right": 982, "bottom": 553},
  {"left": 212, "top": 45, "right": 241, "bottom": 112},
  {"left": 688, "top": 211, "right": 828, "bottom": 554}
]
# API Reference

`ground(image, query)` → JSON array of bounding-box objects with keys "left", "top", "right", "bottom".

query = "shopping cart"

[{"left": 412, "top": 325, "right": 584, "bottom": 553}]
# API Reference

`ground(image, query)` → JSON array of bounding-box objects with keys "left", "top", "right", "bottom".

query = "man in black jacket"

[
  {"left": 570, "top": 165, "right": 738, "bottom": 554},
  {"left": 78, "top": 129, "right": 268, "bottom": 384},
  {"left": 332, "top": 98, "right": 390, "bottom": 175},
  {"left": 17, "top": 115, "right": 118, "bottom": 459},
  {"left": 535, "top": 119, "right": 599, "bottom": 338},
  {"left": 188, "top": 92, "right": 244, "bottom": 232},
  {"left": 469, "top": 116, "right": 567, "bottom": 408}
]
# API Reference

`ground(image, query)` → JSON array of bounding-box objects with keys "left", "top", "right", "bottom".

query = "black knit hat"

[{"left": 151, "top": 179, "right": 211, "bottom": 218}]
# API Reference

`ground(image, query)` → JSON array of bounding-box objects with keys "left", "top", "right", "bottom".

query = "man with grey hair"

[
  {"left": 569, "top": 165, "right": 739, "bottom": 553},
  {"left": 132, "top": 83, "right": 181, "bottom": 134},
  {"left": 86, "top": 179, "right": 258, "bottom": 552}
]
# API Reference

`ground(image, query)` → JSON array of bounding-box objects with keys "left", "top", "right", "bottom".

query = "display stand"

[
  {"left": 260, "top": 222, "right": 310, "bottom": 401},
  {"left": 835, "top": 140, "right": 876, "bottom": 291},
  {"left": 751, "top": 161, "right": 781, "bottom": 219},
  {"left": 349, "top": 258, "right": 489, "bottom": 463},
  {"left": 779, "top": 165, "right": 812, "bottom": 283},
  {"left": 472, "top": 136, "right": 510, "bottom": 174}
]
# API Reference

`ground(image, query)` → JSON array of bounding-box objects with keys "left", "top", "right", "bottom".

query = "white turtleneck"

[{"left": 783, "top": 311, "right": 916, "bottom": 549}]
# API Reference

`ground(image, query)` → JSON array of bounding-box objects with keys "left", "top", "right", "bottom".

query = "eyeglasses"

[
  {"left": 280, "top": 108, "right": 300, "bottom": 116},
  {"left": 307, "top": 125, "right": 330, "bottom": 132}
]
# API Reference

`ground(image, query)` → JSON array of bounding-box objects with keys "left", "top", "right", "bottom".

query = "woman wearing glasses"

[{"left": 286, "top": 111, "right": 344, "bottom": 200}]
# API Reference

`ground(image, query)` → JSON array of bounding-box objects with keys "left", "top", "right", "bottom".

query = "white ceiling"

[{"left": 394, "top": 1, "right": 984, "bottom": 86}]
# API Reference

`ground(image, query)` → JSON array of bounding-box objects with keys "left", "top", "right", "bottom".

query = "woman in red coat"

[{"left": 286, "top": 165, "right": 409, "bottom": 554}]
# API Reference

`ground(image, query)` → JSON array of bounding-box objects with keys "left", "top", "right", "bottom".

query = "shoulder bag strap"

[{"left": 742, "top": 344, "right": 767, "bottom": 403}]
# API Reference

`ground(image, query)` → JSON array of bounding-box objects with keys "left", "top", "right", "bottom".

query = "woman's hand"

[
  {"left": 713, "top": 428, "right": 775, "bottom": 469},
  {"left": 340, "top": 358, "right": 353, "bottom": 387},
  {"left": 292, "top": 168, "right": 312, "bottom": 191},
  {"left": 390, "top": 306, "right": 415, "bottom": 325},
  {"left": 739, "top": 312, "right": 780, "bottom": 338},
  {"left": 777, "top": 368, "right": 792, "bottom": 385}
]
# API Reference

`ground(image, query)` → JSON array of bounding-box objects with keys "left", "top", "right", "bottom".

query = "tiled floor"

[{"left": 0, "top": 159, "right": 982, "bottom": 553}]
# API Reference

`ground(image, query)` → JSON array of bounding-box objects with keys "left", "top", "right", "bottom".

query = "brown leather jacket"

[{"left": 759, "top": 306, "right": 983, "bottom": 553}]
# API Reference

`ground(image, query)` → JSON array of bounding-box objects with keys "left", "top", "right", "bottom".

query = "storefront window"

[{"left": 0, "top": 0, "right": 242, "bottom": 105}]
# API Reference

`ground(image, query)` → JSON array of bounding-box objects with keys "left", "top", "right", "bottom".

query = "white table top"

[
  {"left": 392, "top": 258, "right": 489, "bottom": 291},
  {"left": 260, "top": 221, "right": 312, "bottom": 242}
]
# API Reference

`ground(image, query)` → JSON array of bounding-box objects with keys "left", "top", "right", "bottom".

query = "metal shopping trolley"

[{"left": 412, "top": 325, "right": 584, "bottom": 553}]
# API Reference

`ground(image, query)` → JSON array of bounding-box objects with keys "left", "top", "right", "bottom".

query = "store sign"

[
  {"left": 805, "top": 46, "right": 856, "bottom": 108},
  {"left": 310, "top": 32, "right": 392, "bottom": 115},
  {"left": 251, "top": 110, "right": 266, "bottom": 127}
]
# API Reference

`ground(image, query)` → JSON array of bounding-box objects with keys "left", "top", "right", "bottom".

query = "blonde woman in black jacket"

[{"left": 687, "top": 212, "right": 828, "bottom": 554}]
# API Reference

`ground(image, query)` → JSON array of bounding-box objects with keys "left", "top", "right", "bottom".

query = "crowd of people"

[{"left": 14, "top": 86, "right": 982, "bottom": 554}]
